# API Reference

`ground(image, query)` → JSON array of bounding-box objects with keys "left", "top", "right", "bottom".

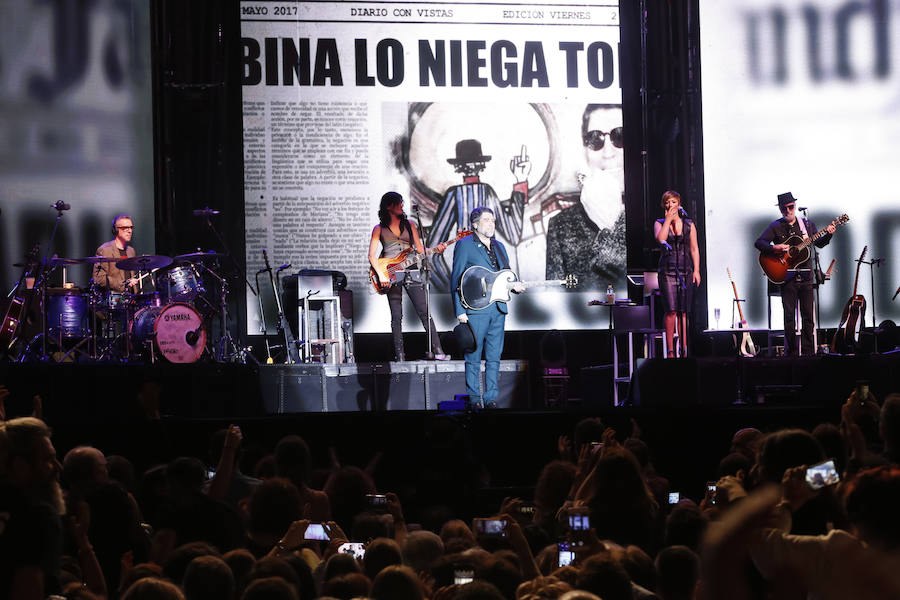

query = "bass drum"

[{"left": 130, "top": 303, "right": 206, "bottom": 363}]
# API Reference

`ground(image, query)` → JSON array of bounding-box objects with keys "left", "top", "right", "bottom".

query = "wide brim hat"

[
  {"left": 447, "top": 139, "right": 492, "bottom": 165},
  {"left": 776, "top": 192, "right": 798, "bottom": 207},
  {"left": 453, "top": 322, "right": 477, "bottom": 354}
]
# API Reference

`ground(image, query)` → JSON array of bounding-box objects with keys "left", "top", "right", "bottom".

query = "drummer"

[{"left": 92, "top": 214, "right": 139, "bottom": 292}]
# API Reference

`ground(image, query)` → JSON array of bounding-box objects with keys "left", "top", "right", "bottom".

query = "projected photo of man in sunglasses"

[{"left": 545, "top": 103, "right": 626, "bottom": 289}]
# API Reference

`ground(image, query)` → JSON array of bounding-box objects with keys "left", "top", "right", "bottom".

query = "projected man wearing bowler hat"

[
  {"left": 451, "top": 206, "right": 524, "bottom": 408},
  {"left": 427, "top": 139, "right": 530, "bottom": 289}
]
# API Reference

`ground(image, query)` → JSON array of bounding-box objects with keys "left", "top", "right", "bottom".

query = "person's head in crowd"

[
  {"left": 848, "top": 392, "right": 882, "bottom": 450},
  {"left": 363, "top": 537, "right": 403, "bottom": 580},
  {"left": 223, "top": 549, "right": 256, "bottom": 597},
  {"left": 812, "top": 423, "right": 848, "bottom": 476},
  {"left": 586, "top": 448, "right": 657, "bottom": 548},
  {"left": 575, "top": 554, "right": 634, "bottom": 600},
  {"left": 476, "top": 554, "right": 522, "bottom": 600},
  {"left": 370, "top": 564, "right": 425, "bottom": 600},
  {"left": 62, "top": 445, "right": 109, "bottom": 496},
  {"left": 324, "top": 551, "right": 363, "bottom": 582},
  {"left": 253, "top": 454, "right": 276, "bottom": 480},
  {"left": 559, "top": 592, "right": 603, "bottom": 600},
  {"left": 441, "top": 519, "right": 478, "bottom": 548},
  {"left": 573, "top": 418, "right": 606, "bottom": 452},
  {"left": 321, "top": 572, "right": 371, "bottom": 600},
  {"left": 664, "top": 502, "right": 708, "bottom": 553},
  {"left": 352, "top": 511, "right": 392, "bottom": 542},
  {"left": 107, "top": 454, "right": 137, "bottom": 493},
  {"left": 717, "top": 452, "right": 750, "bottom": 479},
  {"left": 623, "top": 438, "right": 651, "bottom": 471},
  {"left": 162, "top": 542, "right": 221, "bottom": 585},
  {"left": 182, "top": 555, "right": 234, "bottom": 600},
  {"left": 165, "top": 457, "right": 207, "bottom": 497},
  {"left": 118, "top": 563, "right": 165, "bottom": 597},
  {"left": 843, "top": 465, "right": 900, "bottom": 551},
  {"left": 493, "top": 549, "right": 522, "bottom": 573},
  {"left": 620, "top": 545, "right": 656, "bottom": 592},
  {"left": 246, "top": 477, "right": 302, "bottom": 540},
  {"left": 61, "top": 581, "right": 103, "bottom": 600},
  {"left": 757, "top": 429, "right": 825, "bottom": 484},
  {"left": 880, "top": 393, "right": 900, "bottom": 462},
  {"left": 454, "top": 580, "right": 507, "bottom": 600},
  {"left": 240, "top": 576, "right": 298, "bottom": 600},
  {"left": 517, "top": 574, "right": 573, "bottom": 599},
  {"left": 533, "top": 460, "right": 576, "bottom": 525},
  {"left": 402, "top": 530, "right": 445, "bottom": 573},
  {"left": 0, "top": 417, "right": 64, "bottom": 514},
  {"left": 655, "top": 545, "right": 699, "bottom": 600},
  {"left": 274, "top": 435, "right": 312, "bottom": 488},
  {"left": 730, "top": 428, "right": 763, "bottom": 463},
  {"left": 280, "top": 553, "right": 316, "bottom": 600},
  {"left": 121, "top": 577, "right": 186, "bottom": 600},
  {"left": 324, "top": 465, "right": 377, "bottom": 533}
]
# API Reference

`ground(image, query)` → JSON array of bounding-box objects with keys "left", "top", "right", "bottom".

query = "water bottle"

[{"left": 606, "top": 284, "right": 615, "bottom": 304}]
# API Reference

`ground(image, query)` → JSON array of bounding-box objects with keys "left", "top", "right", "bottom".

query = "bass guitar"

[
  {"left": 758, "top": 214, "right": 849, "bottom": 284},
  {"left": 459, "top": 266, "right": 577, "bottom": 310},
  {"left": 831, "top": 245, "right": 867, "bottom": 354},
  {"left": 370, "top": 230, "right": 472, "bottom": 294},
  {"left": 727, "top": 268, "right": 757, "bottom": 357},
  {"left": 0, "top": 244, "right": 40, "bottom": 353}
]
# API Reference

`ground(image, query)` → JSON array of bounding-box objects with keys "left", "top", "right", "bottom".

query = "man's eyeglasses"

[
  {"left": 117, "top": 226, "right": 134, "bottom": 230},
  {"left": 583, "top": 127, "right": 624, "bottom": 151},
  {"left": 780, "top": 204, "right": 795, "bottom": 212}
]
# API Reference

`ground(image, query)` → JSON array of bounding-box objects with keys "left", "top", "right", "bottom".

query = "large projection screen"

[
  {"left": 701, "top": 0, "right": 900, "bottom": 334},
  {"left": 0, "top": 1, "right": 155, "bottom": 293},
  {"left": 240, "top": 1, "right": 626, "bottom": 334}
]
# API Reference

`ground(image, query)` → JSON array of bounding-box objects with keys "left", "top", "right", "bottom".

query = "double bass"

[{"left": 831, "top": 246, "right": 867, "bottom": 354}]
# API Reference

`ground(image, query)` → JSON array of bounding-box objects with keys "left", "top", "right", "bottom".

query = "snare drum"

[
  {"left": 46, "top": 288, "right": 89, "bottom": 339},
  {"left": 160, "top": 266, "right": 203, "bottom": 303},
  {"left": 130, "top": 303, "right": 206, "bottom": 363}
]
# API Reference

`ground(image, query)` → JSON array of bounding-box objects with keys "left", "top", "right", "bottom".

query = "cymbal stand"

[
  {"left": 201, "top": 262, "right": 247, "bottom": 363},
  {"left": 38, "top": 205, "right": 68, "bottom": 360}
]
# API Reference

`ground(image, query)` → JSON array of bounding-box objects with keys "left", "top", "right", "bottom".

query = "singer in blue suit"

[{"left": 451, "top": 206, "right": 524, "bottom": 407}]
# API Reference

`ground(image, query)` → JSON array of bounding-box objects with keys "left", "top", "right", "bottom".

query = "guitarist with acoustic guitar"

[
  {"left": 368, "top": 191, "right": 449, "bottom": 361},
  {"left": 755, "top": 192, "right": 836, "bottom": 356},
  {"left": 451, "top": 206, "right": 525, "bottom": 408}
]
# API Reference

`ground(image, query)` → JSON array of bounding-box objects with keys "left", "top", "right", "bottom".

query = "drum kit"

[{"left": 18, "top": 250, "right": 237, "bottom": 364}]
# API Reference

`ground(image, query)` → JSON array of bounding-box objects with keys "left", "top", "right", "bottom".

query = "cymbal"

[
  {"left": 116, "top": 255, "right": 173, "bottom": 271},
  {"left": 77, "top": 256, "right": 120, "bottom": 264},
  {"left": 174, "top": 250, "right": 226, "bottom": 261},
  {"left": 47, "top": 256, "right": 119, "bottom": 266}
]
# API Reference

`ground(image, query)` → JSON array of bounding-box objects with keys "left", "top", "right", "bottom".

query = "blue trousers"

[{"left": 464, "top": 306, "right": 506, "bottom": 404}]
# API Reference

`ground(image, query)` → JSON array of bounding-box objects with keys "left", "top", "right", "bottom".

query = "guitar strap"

[{"left": 797, "top": 217, "right": 809, "bottom": 239}]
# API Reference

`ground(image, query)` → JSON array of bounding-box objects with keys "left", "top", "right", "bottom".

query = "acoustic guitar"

[
  {"left": 726, "top": 268, "right": 757, "bottom": 357},
  {"left": 758, "top": 214, "right": 849, "bottom": 284},
  {"left": 459, "top": 266, "right": 577, "bottom": 310},
  {"left": 831, "top": 245, "right": 867, "bottom": 354},
  {"left": 0, "top": 244, "right": 40, "bottom": 353},
  {"left": 369, "top": 230, "right": 472, "bottom": 294}
]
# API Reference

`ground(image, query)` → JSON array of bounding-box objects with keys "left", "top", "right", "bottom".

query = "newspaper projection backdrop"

[
  {"left": 240, "top": 1, "right": 625, "bottom": 335},
  {"left": 701, "top": 0, "right": 900, "bottom": 332}
]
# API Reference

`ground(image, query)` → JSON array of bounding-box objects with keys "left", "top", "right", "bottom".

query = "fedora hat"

[
  {"left": 453, "top": 321, "right": 477, "bottom": 354},
  {"left": 447, "top": 139, "right": 492, "bottom": 165},
  {"left": 776, "top": 192, "right": 798, "bottom": 207}
]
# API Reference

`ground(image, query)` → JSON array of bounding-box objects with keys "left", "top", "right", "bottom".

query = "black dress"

[{"left": 656, "top": 218, "right": 693, "bottom": 313}]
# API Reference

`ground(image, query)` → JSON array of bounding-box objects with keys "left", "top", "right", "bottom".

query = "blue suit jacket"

[{"left": 450, "top": 235, "right": 511, "bottom": 316}]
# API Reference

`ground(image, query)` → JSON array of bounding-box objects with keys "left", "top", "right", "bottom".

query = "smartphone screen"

[
  {"left": 304, "top": 523, "right": 329, "bottom": 541},
  {"left": 706, "top": 483, "right": 718, "bottom": 505},
  {"left": 805, "top": 460, "right": 840, "bottom": 490},
  {"left": 338, "top": 542, "right": 365, "bottom": 558},
  {"left": 454, "top": 569, "right": 474, "bottom": 585},
  {"left": 568, "top": 514, "right": 590, "bottom": 531},
  {"left": 668, "top": 492, "right": 680, "bottom": 504},
  {"left": 558, "top": 542, "right": 575, "bottom": 567},
  {"left": 473, "top": 518, "right": 507, "bottom": 537}
]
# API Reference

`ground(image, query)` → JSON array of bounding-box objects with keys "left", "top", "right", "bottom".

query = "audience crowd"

[{"left": 2, "top": 380, "right": 900, "bottom": 600}]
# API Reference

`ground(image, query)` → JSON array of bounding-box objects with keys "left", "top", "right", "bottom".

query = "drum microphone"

[
  {"left": 192, "top": 208, "right": 220, "bottom": 216},
  {"left": 51, "top": 201, "right": 71, "bottom": 211}
]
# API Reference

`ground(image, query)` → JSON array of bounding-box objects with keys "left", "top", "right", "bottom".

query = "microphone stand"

[
  {"left": 858, "top": 257, "right": 883, "bottom": 329},
  {"left": 39, "top": 205, "right": 68, "bottom": 360},
  {"left": 801, "top": 207, "right": 823, "bottom": 353},
  {"left": 254, "top": 269, "right": 273, "bottom": 363},
  {"left": 411, "top": 203, "right": 435, "bottom": 360}
]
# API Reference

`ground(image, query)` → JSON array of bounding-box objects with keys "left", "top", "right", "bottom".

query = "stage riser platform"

[{"left": 259, "top": 360, "right": 530, "bottom": 413}]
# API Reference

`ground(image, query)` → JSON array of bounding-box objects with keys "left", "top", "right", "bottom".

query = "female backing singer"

[
  {"left": 368, "top": 191, "right": 449, "bottom": 361},
  {"left": 654, "top": 190, "right": 701, "bottom": 357}
]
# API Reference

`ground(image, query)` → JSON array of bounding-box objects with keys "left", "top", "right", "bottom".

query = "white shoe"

[{"left": 434, "top": 353, "right": 451, "bottom": 361}]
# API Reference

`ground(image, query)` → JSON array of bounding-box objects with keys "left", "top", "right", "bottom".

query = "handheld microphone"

[
  {"left": 798, "top": 206, "right": 808, "bottom": 211},
  {"left": 678, "top": 206, "right": 688, "bottom": 218},
  {"left": 51, "top": 201, "right": 71, "bottom": 211},
  {"left": 661, "top": 241, "right": 673, "bottom": 251}
]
